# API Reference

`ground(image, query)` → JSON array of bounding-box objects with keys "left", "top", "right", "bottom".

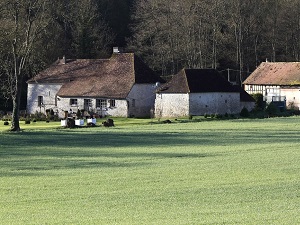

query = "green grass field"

[{"left": 0, "top": 117, "right": 300, "bottom": 224}]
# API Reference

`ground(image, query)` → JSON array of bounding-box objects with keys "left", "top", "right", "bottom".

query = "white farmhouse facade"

[
  {"left": 244, "top": 62, "right": 300, "bottom": 110},
  {"left": 27, "top": 50, "right": 164, "bottom": 118},
  {"left": 155, "top": 69, "right": 254, "bottom": 118}
]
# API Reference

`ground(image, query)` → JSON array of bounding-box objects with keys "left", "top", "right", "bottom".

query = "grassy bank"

[{"left": 0, "top": 117, "right": 300, "bottom": 224}]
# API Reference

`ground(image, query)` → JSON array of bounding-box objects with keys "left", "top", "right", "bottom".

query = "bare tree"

[{"left": 0, "top": 0, "right": 51, "bottom": 131}]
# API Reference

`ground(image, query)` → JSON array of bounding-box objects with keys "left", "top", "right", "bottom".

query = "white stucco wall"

[
  {"left": 155, "top": 93, "right": 189, "bottom": 118},
  {"left": 281, "top": 88, "right": 300, "bottom": 109},
  {"left": 27, "top": 83, "right": 62, "bottom": 115},
  {"left": 127, "top": 84, "right": 157, "bottom": 117},
  {"left": 244, "top": 84, "right": 281, "bottom": 102},
  {"left": 244, "top": 85, "right": 300, "bottom": 109}
]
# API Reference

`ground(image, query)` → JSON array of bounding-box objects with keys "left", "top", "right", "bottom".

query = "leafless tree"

[{"left": 0, "top": 0, "right": 51, "bottom": 131}]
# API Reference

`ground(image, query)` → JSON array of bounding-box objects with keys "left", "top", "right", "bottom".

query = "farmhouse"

[
  {"left": 154, "top": 69, "right": 255, "bottom": 118},
  {"left": 243, "top": 62, "right": 300, "bottom": 110},
  {"left": 27, "top": 48, "right": 164, "bottom": 118}
]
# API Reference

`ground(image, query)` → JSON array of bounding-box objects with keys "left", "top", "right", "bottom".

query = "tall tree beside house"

[{"left": 0, "top": 0, "right": 51, "bottom": 131}]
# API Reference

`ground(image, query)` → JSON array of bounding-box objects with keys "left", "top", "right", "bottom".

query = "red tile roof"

[
  {"left": 243, "top": 62, "right": 300, "bottom": 85},
  {"left": 157, "top": 69, "right": 238, "bottom": 93},
  {"left": 27, "top": 53, "right": 164, "bottom": 98}
]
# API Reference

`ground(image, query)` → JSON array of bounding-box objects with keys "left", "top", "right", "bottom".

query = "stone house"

[
  {"left": 27, "top": 49, "right": 164, "bottom": 118},
  {"left": 243, "top": 62, "right": 300, "bottom": 110},
  {"left": 155, "top": 69, "right": 255, "bottom": 118}
]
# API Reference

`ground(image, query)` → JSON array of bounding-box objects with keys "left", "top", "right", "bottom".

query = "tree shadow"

[{"left": 0, "top": 130, "right": 218, "bottom": 176}]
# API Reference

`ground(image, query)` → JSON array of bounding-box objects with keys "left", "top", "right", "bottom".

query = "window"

[
  {"left": 132, "top": 99, "right": 135, "bottom": 107},
  {"left": 70, "top": 99, "right": 78, "bottom": 106},
  {"left": 84, "top": 99, "right": 92, "bottom": 110},
  {"left": 109, "top": 99, "right": 115, "bottom": 107},
  {"left": 38, "top": 96, "right": 43, "bottom": 107},
  {"left": 96, "top": 99, "right": 107, "bottom": 109}
]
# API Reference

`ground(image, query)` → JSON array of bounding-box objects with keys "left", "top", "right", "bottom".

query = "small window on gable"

[
  {"left": 109, "top": 99, "right": 116, "bottom": 107},
  {"left": 132, "top": 99, "right": 136, "bottom": 107},
  {"left": 70, "top": 99, "right": 78, "bottom": 106},
  {"left": 38, "top": 96, "right": 43, "bottom": 107},
  {"left": 225, "top": 100, "right": 228, "bottom": 103}
]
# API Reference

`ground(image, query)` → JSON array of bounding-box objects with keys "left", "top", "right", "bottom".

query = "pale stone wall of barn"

[
  {"left": 155, "top": 92, "right": 241, "bottom": 118},
  {"left": 154, "top": 93, "right": 189, "bottom": 118},
  {"left": 27, "top": 83, "right": 62, "bottom": 115},
  {"left": 127, "top": 84, "right": 157, "bottom": 117},
  {"left": 189, "top": 92, "right": 240, "bottom": 115}
]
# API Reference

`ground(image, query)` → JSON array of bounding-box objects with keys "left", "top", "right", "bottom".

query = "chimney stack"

[
  {"left": 62, "top": 55, "right": 66, "bottom": 64},
  {"left": 113, "top": 47, "right": 123, "bottom": 54}
]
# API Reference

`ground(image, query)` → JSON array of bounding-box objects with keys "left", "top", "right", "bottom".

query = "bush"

[
  {"left": 25, "top": 120, "right": 31, "bottom": 124},
  {"left": 240, "top": 107, "right": 250, "bottom": 117},
  {"left": 251, "top": 93, "right": 265, "bottom": 110},
  {"left": 4, "top": 121, "right": 9, "bottom": 126},
  {"left": 215, "top": 113, "right": 222, "bottom": 119},
  {"left": 204, "top": 113, "right": 208, "bottom": 118},
  {"left": 265, "top": 102, "right": 279, "bottom": 116}
]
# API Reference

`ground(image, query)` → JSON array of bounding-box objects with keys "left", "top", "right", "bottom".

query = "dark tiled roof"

[
  {"left": 27, "top": 53, "right": 164, "bottom": 98},
  {"left": 232, "top": 85, "right": 255, "bottom": 102},
  {"left": 243, "top": 62, "right": 300, "bottom": 85},
  {"left": 157, "top": 69, "right": 237, "bottom": 93}
]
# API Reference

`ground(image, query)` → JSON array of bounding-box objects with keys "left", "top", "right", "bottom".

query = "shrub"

[
  {"left": 204, "top": 113, "right": 208, "bottom": 118},
  {"left": 251, "top": 93, "right": 265, "bottom": 110},
  {"left": 215, "top": 113, "right": 222, "bottom": 119},
  {"left": 240, "top": 107, "right": 250, "bottom": 117},
  {"left": 265, "top": 102, "right": 279, "bottom": 117},
  {"left": 4, "top": 121, "right": 9, "bottom": 126},
  {"left": 25, "top": 120, "right": 31, "bottom": 124},
  {"left": 210, "top": 114, "right": 215, "bottom": 118}
]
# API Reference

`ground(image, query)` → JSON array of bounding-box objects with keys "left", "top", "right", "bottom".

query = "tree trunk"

[{"left": 10, "top": 70, "right": 23, "bottom": 131}]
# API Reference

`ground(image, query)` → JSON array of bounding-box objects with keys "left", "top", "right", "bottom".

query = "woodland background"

[{"left": 1, "top": 0, "right": 300, "bottom": 111}]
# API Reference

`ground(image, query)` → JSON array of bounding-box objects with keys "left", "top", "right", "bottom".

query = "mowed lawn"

[{"left": 0, "top": 117, "right": 300, "bottom": 224}]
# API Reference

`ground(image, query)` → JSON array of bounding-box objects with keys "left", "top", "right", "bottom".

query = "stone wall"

[
  {"left": 189, "top": 92, "right": 240, "bottom": 115},
  {"left": 127, "top": 84, "right": 157, "bottom": 117},
  {"left": 27, "top": 83, "right": 62, "bottom": 115},
  {"left": 155, "top": 93, "right": 189, "bottom": 118},
  {"left": 155, "top": 92, "right": 241, "bottom": 118}
]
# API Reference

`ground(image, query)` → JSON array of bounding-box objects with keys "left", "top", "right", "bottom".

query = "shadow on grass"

[
  {"left": 1, "top": 127, "right": 299, "bottom": 176},
  {"left": 0, "top": 130, "right": 218, "bottom": 176}
]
